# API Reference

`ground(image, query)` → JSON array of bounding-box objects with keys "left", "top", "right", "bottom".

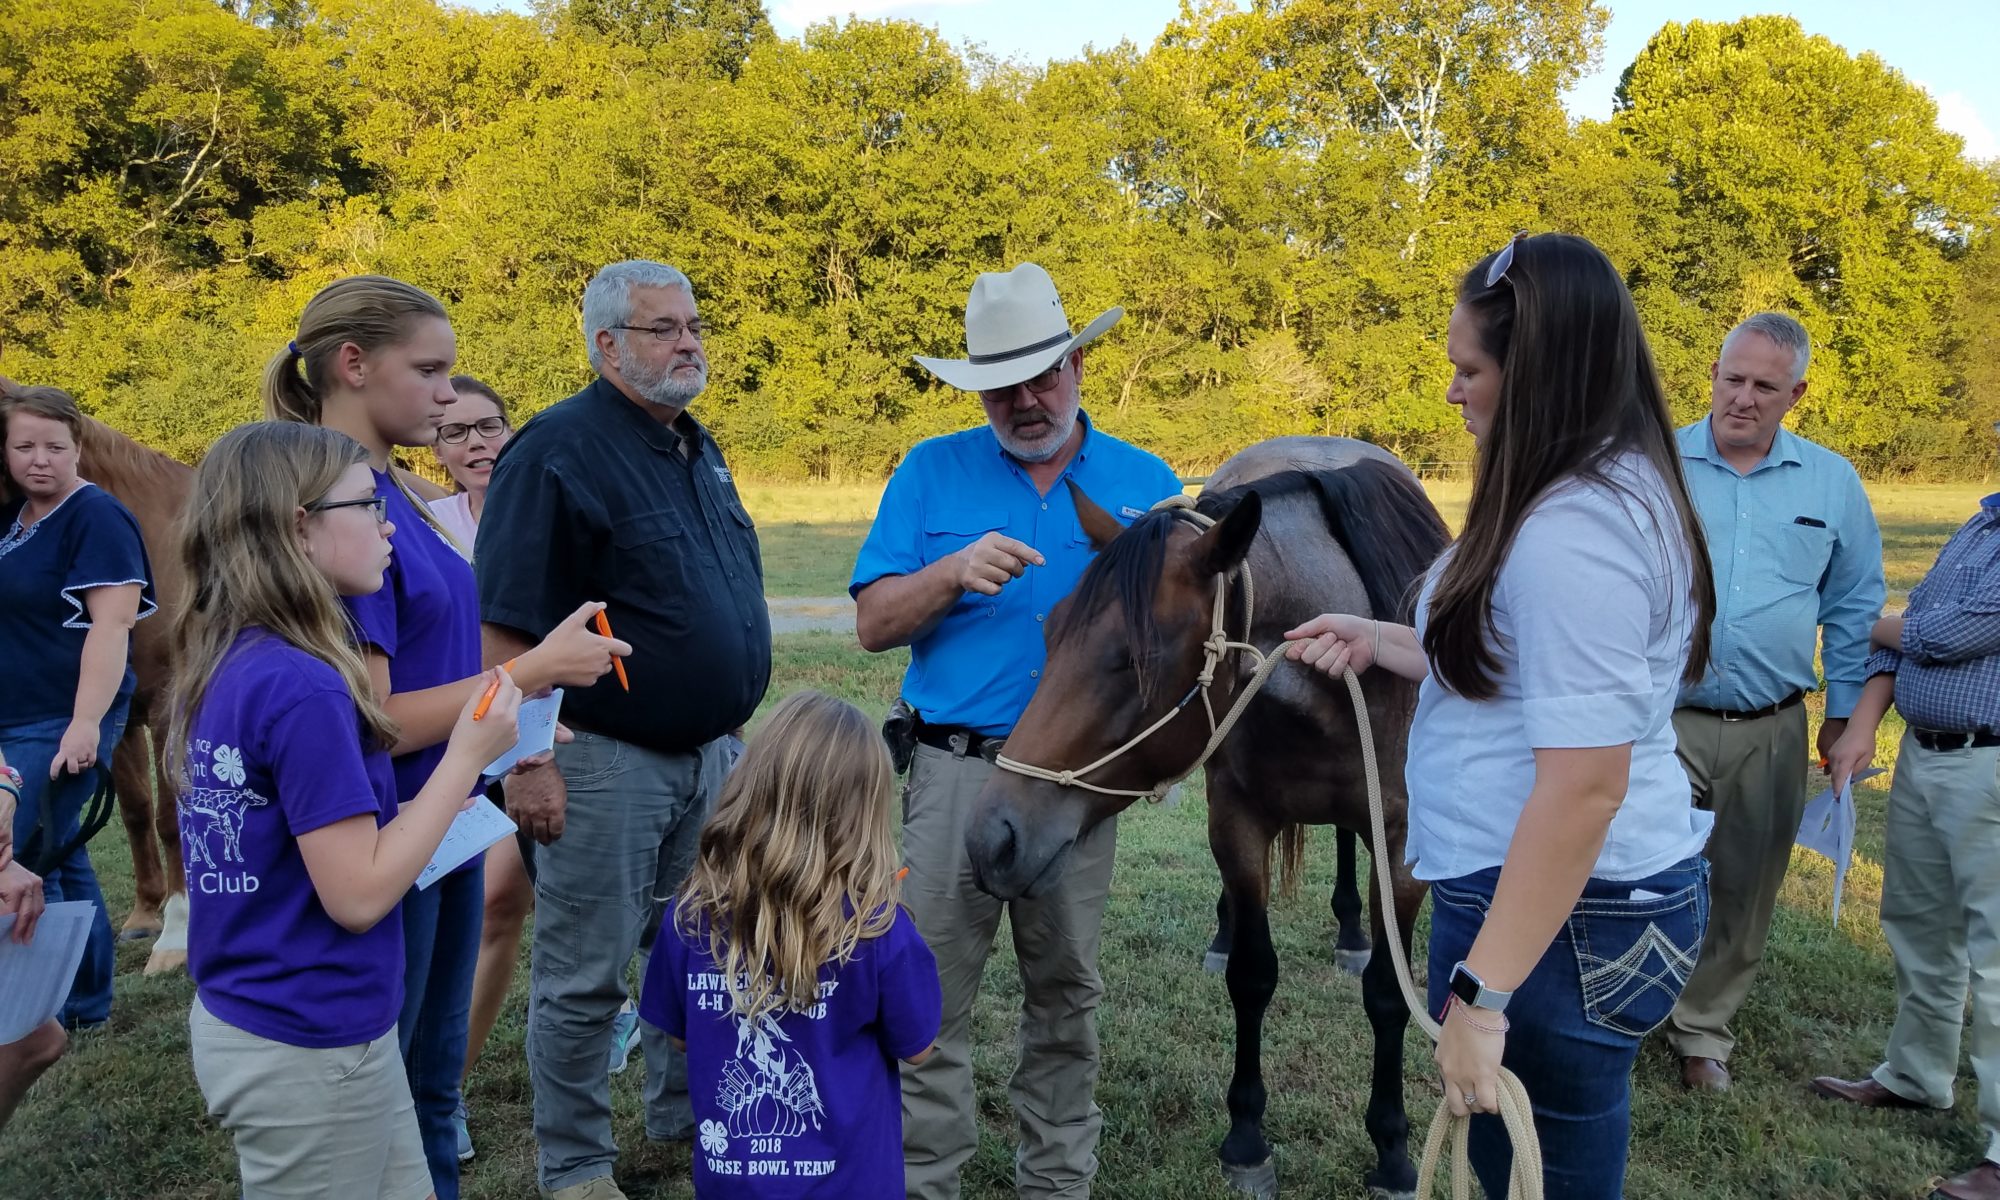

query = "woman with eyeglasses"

[
  {"left": 1284, "top": 234, "right": 1717, "bottom": 1197},
  {"left": 0, "top": 383, "right": 155, "bottom": 1031},
  {"left": 427, "top": 377, "right": 511, "bottom": 553},
  {"left": 264, "top": 277, "right": 629, "bottom": 1200}
]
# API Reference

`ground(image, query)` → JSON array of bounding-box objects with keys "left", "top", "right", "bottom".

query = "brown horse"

[
  {"left": 77, "top": 417, "right": 194, "bottom": 971},
  {"left": 964, "top": 437, "right": 1450, "bottom": 1200}
]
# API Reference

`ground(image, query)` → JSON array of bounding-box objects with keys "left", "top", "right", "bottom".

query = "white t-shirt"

[
  {"left": 1405, "top": 454, "right": 1713, "bottom": 883},
  {"left": 426, "top": 492, "right": 477, "bottom": 561}
]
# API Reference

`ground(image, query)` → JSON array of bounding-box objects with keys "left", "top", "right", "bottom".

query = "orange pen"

[
  {"left": 594, "top": 609, "right": 631, "bottom": 692},
  {"left": 472, "top": 658, "right": 518, "bottom": 722}
]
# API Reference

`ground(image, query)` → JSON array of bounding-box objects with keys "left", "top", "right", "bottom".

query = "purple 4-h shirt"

[
  {"left": 343, "top": 470, "right": 482, "bottom": 829},
  {"left": 640, "top": 899, "right": 942, "bottom": 1198},
  {"left": 180, "top": 629, "right": 401, "bottom": 1048}
]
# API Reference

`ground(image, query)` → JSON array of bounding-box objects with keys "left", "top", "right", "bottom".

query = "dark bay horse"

[
  {"left": 965, "top": 437, "right": 1450, "bottom": 1200},
  {"left": 77, "top": 417, "right": 193, "bottom": 971}
]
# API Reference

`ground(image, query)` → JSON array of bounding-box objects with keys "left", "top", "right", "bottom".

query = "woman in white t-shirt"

[{"left": 1286, "top": 233, "right": 1717, "bottom": 1198}]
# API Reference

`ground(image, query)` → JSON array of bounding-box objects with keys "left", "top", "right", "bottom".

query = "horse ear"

[
  {"left": 1067, "top": 480, "right": 1127, "bottom": 551},
  {"left": 1190, "top": 491, "right": 1261, "bottom": 578}
]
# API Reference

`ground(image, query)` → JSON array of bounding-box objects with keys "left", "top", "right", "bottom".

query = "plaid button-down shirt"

[{"left": 1865, "top": 495, "right": 2000, "bottom": 733}]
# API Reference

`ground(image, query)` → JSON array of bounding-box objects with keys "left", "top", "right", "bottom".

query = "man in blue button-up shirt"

[
  {"left": 851, "top": 263, "right": 1179, "bottom": 1200},
  {"left": 1811, "top": 481, "right": 2000, "bottom": 1200},
  {"left": 1662, "top": 313, "right": 1886, "bottom": 1094}
]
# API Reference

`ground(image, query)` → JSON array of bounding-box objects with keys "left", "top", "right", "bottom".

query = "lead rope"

[{"left": 1339, "top": 666, "right": 1544, "bottom": 1198}]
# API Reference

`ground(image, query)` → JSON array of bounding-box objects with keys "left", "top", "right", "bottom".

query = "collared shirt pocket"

[
  {"left": 609, "top": 512, "right": 689, "bottom": 598},
  {"left": 1752, "top": 517, "right": 1835, "bottom": 590},
  {"left": 922, "top": 508, "right": 1007, "bottom": 562}
]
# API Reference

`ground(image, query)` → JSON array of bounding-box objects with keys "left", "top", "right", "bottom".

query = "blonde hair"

[
  {"left": 166, "top": 422, "right": 396, "bottom": 788},
  {"left": 677, "top": 691, "right": 902, "bottom": 1026},
  {"left": 264, "top": 274, "right": 463, "bottom": 552}
]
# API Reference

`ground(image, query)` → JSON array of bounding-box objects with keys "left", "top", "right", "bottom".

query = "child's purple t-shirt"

[
  {"left": 181, "top": 628, "right": 401, "bottom": 1048},
  {"left": 640, "top": 899, "right": 942, "bottom": 1198},
  {"left": 342, "top": 470, "right": 482, "bottom": 826}
]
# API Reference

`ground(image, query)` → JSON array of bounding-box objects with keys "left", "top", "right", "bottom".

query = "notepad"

[
  {"left": 0, "top": 901, "right": 95, "bottom": 1043},
  {"left": 417, "top": 797, "right": 517, "bottom": 890},
  {"left": 482, "top": 689, "right": 564, "bottom": 780},
  {"left": 1796, "top": 767, "right": 1886, "bottom": 923}
]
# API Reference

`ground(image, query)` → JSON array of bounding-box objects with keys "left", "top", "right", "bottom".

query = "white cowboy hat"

[{"left": 915, "top": 263, "right": 1123, "bottom": 392}]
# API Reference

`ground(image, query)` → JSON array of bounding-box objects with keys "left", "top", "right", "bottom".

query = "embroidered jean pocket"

[{"left": 1567, "top": 882, "right": 1707, "bottom": 1038}]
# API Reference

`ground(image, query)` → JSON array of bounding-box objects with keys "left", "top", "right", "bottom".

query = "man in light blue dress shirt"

[
  {"left": 1663, "top": 312, "right": 1886, "bottom": 1093},
  {"left": 851, "top": 263, "right": 1181, "bottom": 1199}
]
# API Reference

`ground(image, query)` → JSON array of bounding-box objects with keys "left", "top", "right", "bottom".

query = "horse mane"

[
  {"left": 1051, "top": 459, "right": 1451, "bottom": 700},
  {"left": 79, "top": 417, "right": 194, "bottom": 498},
  {"left": 1198, "top": 460, "right": 1450, "bottom": 623}
]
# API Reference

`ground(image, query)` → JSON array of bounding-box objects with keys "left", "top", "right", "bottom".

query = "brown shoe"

[
  {"left": 1933, "top": 1161, "right": 2000, "bottom": 1200},
  {"left": 1680, "top": 1056, "right": 1730, "bottom": 1092},
  {"left": 1808, "top": 1075, "right": 1935, "bottom": 1109}
]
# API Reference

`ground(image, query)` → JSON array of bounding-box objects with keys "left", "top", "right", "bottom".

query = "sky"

[{"left": 472, "top": 1, "right": 1998, "bottom": 159}]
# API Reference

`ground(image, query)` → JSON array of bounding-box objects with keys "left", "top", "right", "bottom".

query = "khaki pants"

[
  {"left": 1663, "top": 704, "right": 1809, "bottom": 1061},
  {"left": 1870, "top": 732, "right": 2000, "bottom": 1161},
  {"left": 189, "top": 996, "right": 430, "bottom": 1200},
  {"left": 899, "top": 744, "right": 1118, "bottom": 1200}
]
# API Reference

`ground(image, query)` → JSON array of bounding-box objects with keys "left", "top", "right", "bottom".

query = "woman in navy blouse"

[{"left": 0, "top": 384, "right": 156, "bottom": 1028}]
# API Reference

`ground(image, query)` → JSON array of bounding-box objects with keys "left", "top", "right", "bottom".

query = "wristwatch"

[{"left": 1449, "top": 961, "right": 1513, "bottom": 1014}]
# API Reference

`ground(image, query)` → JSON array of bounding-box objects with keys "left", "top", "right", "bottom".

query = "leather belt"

[
  {"left": 914, "top": 722, "right": 1007, "bottom": 762},
  {"left": 1912, "top": 728, "right": 2000, "bottom": 752},
  {"left": 1682, "top": 691, "right": 1804, "bottom": 723}
]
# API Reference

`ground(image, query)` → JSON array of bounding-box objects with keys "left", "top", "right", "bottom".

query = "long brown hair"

[
  {"left": 1423, "top": 234, "right": 1715, "bottom": 699},
  {"left": 676, "top": 691, "right": 902, "bottom": 1025},
  {"left": 166, "top": 422, "right": 396, "bottom": 786}
]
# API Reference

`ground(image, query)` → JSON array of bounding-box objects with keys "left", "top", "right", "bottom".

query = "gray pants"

[
  {"left": 899, "top": 744, "right": 1118, "bottom": 1200},
  {"left": 1872, "top": 733, "right": 2000, "bottom": 1161},
  {"left": 1664, "top": 704, "right": 1810, "bottom": 1061},
  {"left": 528, "top": 729, "right": 725, "bottom": 1192}
]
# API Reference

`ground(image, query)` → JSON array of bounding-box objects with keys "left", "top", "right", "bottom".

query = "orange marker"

[
  {"left": 472, "top": 658, "right": 517, "bottom": 722},
  {"left": 594, "top": 609, "right": 631, "bottom": 692},
  {"left": 896, "top": 867, "right": 910, "bottom": 882}
]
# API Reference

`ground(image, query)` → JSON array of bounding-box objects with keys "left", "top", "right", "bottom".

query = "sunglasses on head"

[{"left": 1485, "top": 232, "right": 1529, "bottom": 289}]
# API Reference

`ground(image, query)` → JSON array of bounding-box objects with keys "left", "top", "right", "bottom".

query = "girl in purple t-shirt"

[
  {"left": 265, "top": 276, "right": 627, "bottom": 1197},
  {"left": 167, "top": 422, "right": 523, "bottom": 1200},
  {"left": 641, "top": 690, "right": 942, "bottom": 1199}
]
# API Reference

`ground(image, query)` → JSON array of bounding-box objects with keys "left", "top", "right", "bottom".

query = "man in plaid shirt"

[{"left": 1811, "top": 476, "right": 2000, "bottom": 1200}]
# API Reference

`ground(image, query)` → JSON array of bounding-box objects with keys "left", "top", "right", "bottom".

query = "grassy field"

[{"left": 2, "top": 479, "right": 1992, "bottom": 1199}]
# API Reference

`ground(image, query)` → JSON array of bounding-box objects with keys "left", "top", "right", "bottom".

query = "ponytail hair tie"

[{"left": 287, "top": 340, "right": 301, "bottom": 358}]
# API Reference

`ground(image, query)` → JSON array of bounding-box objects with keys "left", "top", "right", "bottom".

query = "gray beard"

[
  {"left": 995, "top": 406, "right": 1077, "bottom": 463},
  {"left": 624, "top": 354, "right": 708, "bottom": 410}
]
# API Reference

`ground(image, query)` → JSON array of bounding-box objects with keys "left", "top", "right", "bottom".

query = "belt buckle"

[{"left": 1719, "top": 709, "right": 1748, "bottom": 723}]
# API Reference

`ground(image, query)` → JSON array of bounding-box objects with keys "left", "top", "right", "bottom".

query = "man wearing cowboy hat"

[{"left": 851, "top": 263, "right": 1180, "bottom": 1199}]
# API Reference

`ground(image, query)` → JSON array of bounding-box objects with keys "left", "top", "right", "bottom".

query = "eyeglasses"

[
  {"left": 1485, "top": 232, "right": 1529, "bottom": 289},
  {"left": 438, "top": 417, "right": 509, "bottom": 445},
  {"left": 307, "top": 495, "right": 389, "bottom": 524},
  {"left": 980, "top": 360, "right": 1067, "bottom": 401},
  {"left": 612, "top": 320, "right": 709, "bottom": 343}
]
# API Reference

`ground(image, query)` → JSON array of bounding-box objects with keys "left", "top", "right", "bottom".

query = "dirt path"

[{"left": 767, "top": 595, "right": 857, "bottom": 635}]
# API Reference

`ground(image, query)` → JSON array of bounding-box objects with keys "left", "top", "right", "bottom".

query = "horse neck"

[{"left": 79, "top": 419, "right": 192, "bottom": 503}]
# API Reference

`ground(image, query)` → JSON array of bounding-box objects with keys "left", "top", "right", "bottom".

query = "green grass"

[{"left": 6, "top": 479, "right": 1996, "bottom": 1199}]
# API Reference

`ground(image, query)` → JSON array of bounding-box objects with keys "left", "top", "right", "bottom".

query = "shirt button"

[
  {"left": 1036, "top": 613, "right": 1045, "bottom": 622},
  {"left": 1031, "top": 669, "right": 1040, "bottom": 678},
  {"left": 1041, "top": 502, "right": 1049, "bottom": 510}
]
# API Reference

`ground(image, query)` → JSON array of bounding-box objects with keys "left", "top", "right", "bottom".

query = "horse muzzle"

[{"left": 964, "top": 778, "right": 1083, "bottom": 901}]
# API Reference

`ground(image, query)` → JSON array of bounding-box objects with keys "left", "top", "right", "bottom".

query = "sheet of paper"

[
  {"left": 0, "top": 901, "right": 95, "bottom": 1043},
  {"left": 417, "top": 798, "right": 517, "bottom": 890},
  {"left": 482, "top": 688, "right": 564, "bottom": 780},
  {"left": 1796, "top": 767, "right": 1885, "bottom": 923}
]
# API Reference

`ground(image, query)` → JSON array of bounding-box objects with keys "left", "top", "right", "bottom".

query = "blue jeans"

[
  {"left": 1427, "top": 856, "right": 1709, "bottom": 1199},
  {"left": 2, "top": 703, "right": 128, "bottom": 1027},
  {"left": 397, "top": 862, "right": 484, "bottom": 1200}
]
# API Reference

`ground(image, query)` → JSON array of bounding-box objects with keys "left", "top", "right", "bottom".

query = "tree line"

[{"left": 1, "top": 0, "right": 1996, "bottom": 478}]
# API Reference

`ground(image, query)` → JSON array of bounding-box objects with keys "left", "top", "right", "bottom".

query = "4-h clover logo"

[
  {"left": 699, "top": 1119, "right": 728, "bottom": 1156},
  {"left": 212, "top": 744, "right": 246, "bottom": 788}
]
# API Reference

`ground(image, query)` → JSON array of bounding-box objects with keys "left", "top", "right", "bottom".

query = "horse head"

[{"left": 965, "top": 482, "right": 1262, "bottom": 900}]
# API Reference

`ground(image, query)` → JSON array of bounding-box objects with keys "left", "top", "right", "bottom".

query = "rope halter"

[{"left": 992, "top": 494, "right": 1289, "bottom": 801}]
